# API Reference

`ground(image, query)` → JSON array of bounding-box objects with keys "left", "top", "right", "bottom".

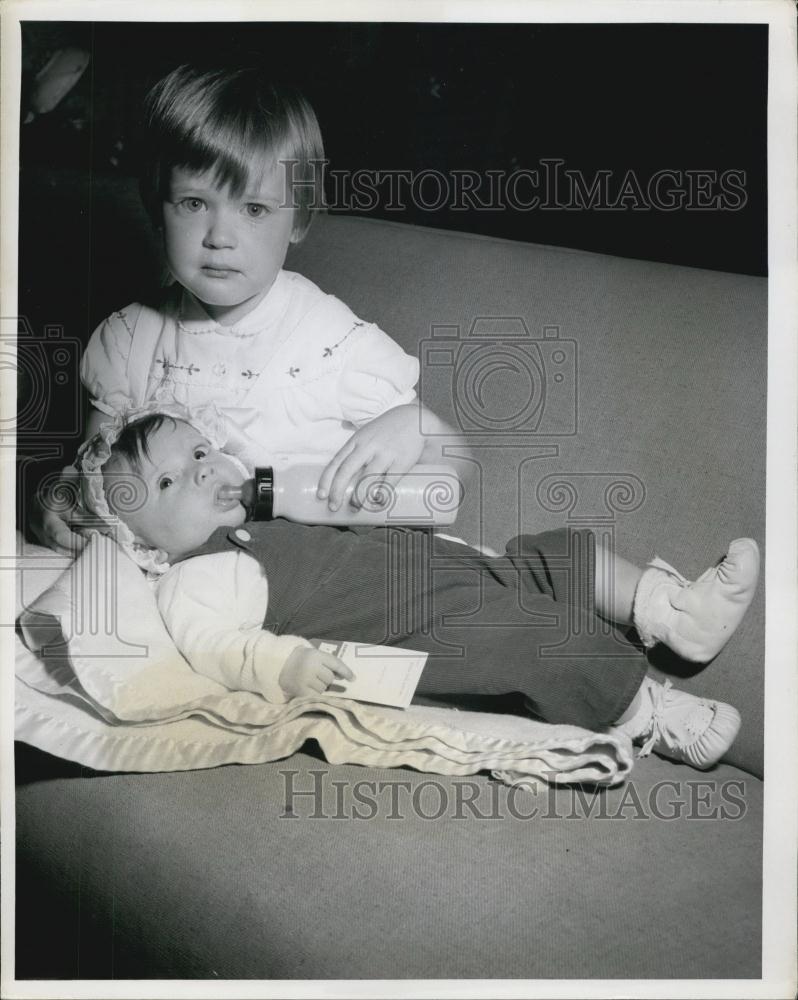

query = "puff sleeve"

[
  {"left": 337, "top": 323, "right": 419, "bottom": 427},
  {"left": 80, "top": 304, "right": 143, "bottom": 415},
  {"left": 157, "top": 551, "right": 312, "bottom": 704}
]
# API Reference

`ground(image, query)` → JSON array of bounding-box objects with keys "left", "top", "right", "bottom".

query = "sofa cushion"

[{"left": 16, "top": 745, "right": 761, "bottom": 979}]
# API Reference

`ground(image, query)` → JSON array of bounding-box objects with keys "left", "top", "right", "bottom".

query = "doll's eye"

[
  {"left": 193, "top": 447, "right": 207, "bottom": 460},
  {"left": 158, "top": 476, "right": 173, "bottom": 490}
]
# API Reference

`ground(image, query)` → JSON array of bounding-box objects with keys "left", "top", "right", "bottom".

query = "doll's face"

[
  {"left": 161, "top": 161, "right": 297, "bottom": 326},
  {"left": 104, "top": 419, "right": 247, "bottom": 559}
]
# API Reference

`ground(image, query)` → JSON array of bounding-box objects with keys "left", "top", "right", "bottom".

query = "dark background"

[{"left": 20, "top": 20, "right": 767, "bottom": 275}]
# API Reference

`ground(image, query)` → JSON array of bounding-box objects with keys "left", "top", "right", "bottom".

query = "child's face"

[
  {"left": 162, "top": 161, "right": 297, "bottom": 326},
  {"left": 105, "top": 419, "right": 247, "bottom": 560}
]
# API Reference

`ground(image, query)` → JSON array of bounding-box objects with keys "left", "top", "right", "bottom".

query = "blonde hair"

[{"left": 139, "top": 64, "right": 325, "bottom": 242}]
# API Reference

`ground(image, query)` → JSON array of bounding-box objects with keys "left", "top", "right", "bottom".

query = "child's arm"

[
  {"left": 318, "top": 401, "right": 473, "bottom": 512},
  {"left": 316, "top": 318, "right": 473, "bottom": 510},
  {"left": 157, "top": 551, "right": 353, "bottom": 702}
]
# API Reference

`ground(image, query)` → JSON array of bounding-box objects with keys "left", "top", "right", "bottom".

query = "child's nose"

[{"left": 202, "top": 213, "right": 236, "bottom": 250}]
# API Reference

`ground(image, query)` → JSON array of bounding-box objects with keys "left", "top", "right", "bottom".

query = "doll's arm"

[{"left": 157, "top": 551, "right": 313, "bottom": 703}]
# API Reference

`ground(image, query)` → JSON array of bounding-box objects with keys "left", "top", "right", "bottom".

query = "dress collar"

[{"left": 177, "top": 270, "right": 292, "bottom": 338}]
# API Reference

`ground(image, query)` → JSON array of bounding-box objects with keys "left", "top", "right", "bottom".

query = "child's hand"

[
  {"left": 28, "top": 466, "right": 88, "bottom": 555},
  {"left": 279, "top": 646, "right": 355, "bottom": 699},
  {"left": 317, "top": 404, "right": 426, "bottom": 511}
]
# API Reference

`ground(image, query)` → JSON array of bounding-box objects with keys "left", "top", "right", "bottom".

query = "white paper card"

[{"left": 311, "top": 639, "right": 428, "bottom": 708}]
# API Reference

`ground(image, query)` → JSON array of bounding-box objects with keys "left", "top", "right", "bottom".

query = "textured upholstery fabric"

[
  {"left": 16, "top": 173, "right": 765, "bottom": 980},
  {"left": 16, "top": 746, "right": 761, "bottom": 979}
]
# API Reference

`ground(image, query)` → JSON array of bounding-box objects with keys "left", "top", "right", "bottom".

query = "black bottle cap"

[{"left": 250, "top": 466, "right": 274, "bottom": 521}]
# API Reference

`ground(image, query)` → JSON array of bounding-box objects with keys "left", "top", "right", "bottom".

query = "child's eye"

[
  {"left": 178, "top": 197, "right": 205, "bottom": 213},
  {"left": 244, "top": 203, "right": 269, "bottom": 219},
  {"left": 158, "top": 476, "right": 174, "bottom": 491}
]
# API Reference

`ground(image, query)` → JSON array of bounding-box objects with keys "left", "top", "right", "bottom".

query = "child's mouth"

[{"left": 202, "top": 266, "right": 237, "bottom": 278}]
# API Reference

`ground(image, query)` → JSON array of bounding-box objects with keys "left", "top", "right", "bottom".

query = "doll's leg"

[
  {"left": 622, "top": 538, "right": 760, "bottom": 663},
  {"left": 289, "top": 527, "right": 744, "bottom": 768},
  {"left": 593, "top": 536, "right": 753, "bottom": 765},
  {"left": 506, "top": 529, "right": 759, "bottom": 660},
  {"left": 508, "top": 529, "right": 759, "bottom": 661},
  {"left": 614, "top": 674, "right": 741, "bottom": 769},
  {"left": 411, "top": 595, "right": 741, "bottom": 769},
  {"left": 411, "top": 597, "right": 649, "bottom": 732},
  {"left": 427, "top": 529, "right": 750, "bottom": 766},
  {"left": 594, "top": 538, "right": 760, "bottom": 651},
  {"left": 593, "top": 544, "right": 641, "bottom": 625}
]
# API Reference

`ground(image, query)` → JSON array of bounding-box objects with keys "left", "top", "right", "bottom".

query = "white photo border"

[{"left": 1, "top": 2, "right": 795, "bottom": 998}]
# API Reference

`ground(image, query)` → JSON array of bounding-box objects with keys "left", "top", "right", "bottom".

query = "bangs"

[
  {"left": 142, "top": 66, "right": 323, "bottom": 227},
  {"left": 159, "top": 94, "right": 295, "bottom": 201}
]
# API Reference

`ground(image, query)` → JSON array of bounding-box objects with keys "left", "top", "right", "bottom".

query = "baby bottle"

[{"left": 217, "top": 463, "right": 463, "bottom": 526}]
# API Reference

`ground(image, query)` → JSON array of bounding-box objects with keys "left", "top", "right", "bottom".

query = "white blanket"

[{"left": 14, "top": 533, "right": 635, "bottom": 786}]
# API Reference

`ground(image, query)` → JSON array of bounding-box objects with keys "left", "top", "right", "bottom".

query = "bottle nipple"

[
  {"left": 217, "top": 484, "right": 241, "bottom": 502},
  {"left": 217, "top": 481, "right": 256, "bottom": 508}
]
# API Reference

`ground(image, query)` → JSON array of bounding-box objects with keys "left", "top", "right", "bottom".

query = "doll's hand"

[
  {"left": 279, "top": 646, "right": 355, "bottom": 699},
  {"left": 317, "top": 404, "right": 426, "bottom": 511},
  {"left": 29, "top": 466, "right": 88, "bottom": 555}
]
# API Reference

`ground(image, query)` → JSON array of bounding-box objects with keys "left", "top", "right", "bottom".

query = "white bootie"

[
  {"left": 632, "top": 538, "right": 760, "bottom": 663},
  {"left": 616, "top": 677, "right": 741, "bottom": 769}
]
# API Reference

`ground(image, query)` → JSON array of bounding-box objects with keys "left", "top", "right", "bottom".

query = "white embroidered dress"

[{"left": 80, "top": 269, "right": 419, "bottom": 468}]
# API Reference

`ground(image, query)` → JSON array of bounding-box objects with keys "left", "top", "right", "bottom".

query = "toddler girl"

[
  {"left": 78, "top": 410, "right": 760, "bottom": 771},
  {"left": 36, "top": 63, "right": 465, "bottom": 552}
]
